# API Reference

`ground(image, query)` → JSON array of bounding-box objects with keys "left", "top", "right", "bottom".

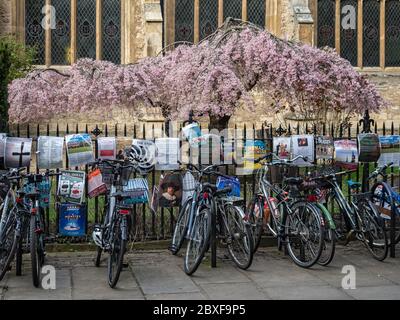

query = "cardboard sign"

[
  {"left": 58, "top": 170, "right": 86, "bottom": 204},
  {"left": 4, "top": 137, "right": 32, "bottom": 169},
  {"left": 66, "top": 134, "right": 94, "bottom": 167},
  {"left": 37, "top": 136, "right": 64, "bottom": 169},
  {"left": 59, "top": 203, "right": 87, "bottom": 236},
  {"left": 98, "top": 137, "right": 116, "bottom": 160}
]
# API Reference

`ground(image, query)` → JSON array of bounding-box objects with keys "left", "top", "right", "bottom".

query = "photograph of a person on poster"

[{"left": 158, "top": 174, "right": 182, "bottom": 208}]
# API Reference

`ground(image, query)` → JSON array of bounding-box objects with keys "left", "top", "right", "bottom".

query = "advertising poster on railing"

[
  {"left": 58, "top": 170, "right": 86, "bottom": 204},
  {"left": 273, "top": 137, "right": 291, "bottom": 160},
  {"left": 316, "top": 136, "right": 334, "bottom": 160},
  {"left": 87, "top": 168, "right": 107, "bottom": 198},
  {"left": 157, "top": 173, "right": 183, "bottom": 208},
  {"left": 98, "top": 137, "right": 116, "bottom": 160},
  {"left": 358, "top": 133, "right": 381, "bottom": 163},
  {"left": 37, "top": 136, "right": 64, "bottom": 169},
  {"left": 59, "top": 203, "right": 87, "bottom": 237},
  {"left": 0, "top": 133, "right": 6, "bottom": 169},
  {"left": 65, "top": 134, "right": 94, "bottom": 167},
  {"left": 155, "top": 138, "right": 180, "bottom": 171},
  {"left": 334, "top": 139, "right": 358, "bottom": 170},
  {"left": 291, "top": 135, "right": 314, "bottom": 166},
  {"left": 4, "top": 137, "right": 32, "bottom": 169},
  {"left": 131, "top": 139, "right": 157, "bottom": 173},
  {"left": 242, "top": 140, "right": 268, "bottom": 174},
  {"left": 378, "top": 135, "right": 400, "bottom": 166}
]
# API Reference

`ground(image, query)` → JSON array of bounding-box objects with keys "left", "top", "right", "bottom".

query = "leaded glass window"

[
  {"left": 102, "top": 0, "right": 121, "bottom": 64},
  {"left": 77, "top": 0, "right": 96, "bottom": 59},
  {"left": 200, "top": 0, "right": 218, "bottom": 41},
  {"left": 317, "top": 0, "right": 335, "bottom": 48},
  {"left": 175, "top": 0, "right": 194, "bottom": 43},
  {"left": 51, "top": 0, "right": 71, "bottom": 65},
  {"left": 25, "top": 0, "right": 45, "bottom": 64},
  {"left": 386, "top": 0, "right": 400, "bottom": 67},
  {"left": 248, "top": 0, "right": 265, "bottom": 28},
  {"left": 340, "top": 0, "right": 358, "bottom": 66},
  {"left": 224, "top": 0, "right": 242, "bottom": 20},
  {"left": 363, "top": 0, "right": 380, "bottom": 67}
]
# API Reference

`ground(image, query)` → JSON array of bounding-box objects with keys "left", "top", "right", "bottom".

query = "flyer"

[
  {"left": 4, "top": 137, "right": 32, "bottom": 169},
  {"left": 273, "top": 137, "right": 291, "bottom": 160},
  {"left": 87, "top": 168, "right": 107, "bottom": 198},
  {"left": 98, "top": 137, "right": 116, "bottom": 160},
  {"left": 291, "top": 135, "right": 314, "bottom": 166},
  {"left": 181, "top": 122, "right": 207, "bottom": 148},
  {"left": 37, "top": 136, "right": 64, "bottom": 169},
  {"left": 242, "top": 140, "right": 268, "bottom": 174},
  {"left": 155, "top": 138, "right": 180, "bottom": 171},
  {"left": 358, "top": 133, "right": 381, "bottom": 163},
  {"left": 316, "top": 136, "right": 334, "bottom": 160},
  {"left": 334, "top": 139, "right": 358, "bottom": 169},
  {"left": 378, "top": 135, "right": 400, "bottom": 166},
  {"left": 59, "top": 203, "right": 87, "bottom": 237},
  {"left": 65, "top": 134, "right": 94, "bottom": 167},
  {"left": 58, "top": 170, "right": 86, "bottom": 204},
  {"left": 130, "top": 139, "right": 157, "bottom": 173}
]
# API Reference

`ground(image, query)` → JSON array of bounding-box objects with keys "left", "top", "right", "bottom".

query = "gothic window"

[
  {"left": 248, "top": 0, "right": 266, "bottom": 28},
  {"left": 102, "top": 0, "right": 121, "bottom": 64},
  {"left": 386, "top": 0, "right": 400, "bottom": 67},
  {"left": 25, "top": 0, "right": 45, "bottom": 65},
  {"left": 175, "top": 0, "right": 194, "bottom": 43},
  {"left": 52, "top": 0, "right": 71, "bottom": 65},
  {"left": 317, "top": 0, "right": 336, "bottom": 49},
  {"left": 224, "top": 0, "right": 242, "bottom": 21},
  {"left": 77, "top": 0, "right": 96, "bottom": 60},
  {"left": 200, "top": 0, "right": 218, "bottom": 41},
  {"left": 363, "top": 0, "right": 380, "bottom": 67},
  {"left": 340, "top": 0, "right": 358, "bottom": 66}
]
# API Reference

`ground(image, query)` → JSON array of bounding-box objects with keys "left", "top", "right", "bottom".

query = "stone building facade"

[{"left": 0, "top": 0, "right": 399, "bottom": 126}]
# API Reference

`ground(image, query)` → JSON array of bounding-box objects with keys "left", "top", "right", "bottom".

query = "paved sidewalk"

[{"left": 1, "top": 244, "right": 400, "bottom": 300}]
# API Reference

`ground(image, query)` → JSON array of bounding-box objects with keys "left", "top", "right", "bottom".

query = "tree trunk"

[{"left": 209, "top": 115, "right": 231, "bottom": 131}]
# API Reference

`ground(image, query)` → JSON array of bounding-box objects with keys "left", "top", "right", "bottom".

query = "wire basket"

[{"left": 98, "top": 163, "right": 134, "bottom": 187}]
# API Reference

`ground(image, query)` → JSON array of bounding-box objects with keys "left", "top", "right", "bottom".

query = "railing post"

[
  {"left": 91, "top": 125, "right": 103, "bottom": 224},
  {"left": 359, "top": 110, "right": 374, "bottom": 193}
]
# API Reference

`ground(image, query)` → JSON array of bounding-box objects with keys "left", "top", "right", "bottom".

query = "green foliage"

[{"left": 0, "top": 36, "right": 35, "bottom": 130}]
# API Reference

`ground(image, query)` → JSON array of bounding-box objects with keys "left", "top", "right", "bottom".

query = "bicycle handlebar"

[
  {"left": 309, "top": 169, "right": 357, "bottom": 182},
  {"left": 367, "top": 162, "right": 394, "bottom": 181}
]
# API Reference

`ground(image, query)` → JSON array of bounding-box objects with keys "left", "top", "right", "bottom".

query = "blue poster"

[{"left": 59, "top": 203, "right": 87, "bottom": 236}]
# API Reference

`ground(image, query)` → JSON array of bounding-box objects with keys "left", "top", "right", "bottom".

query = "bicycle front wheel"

[
  {"left": 170, "top": 198, "right": 191, "bottom": 255},
  {"left": 246, "top": 195, "right": 264, "bottom": 253},
  {"left": 224, "top": 204, "right": 254, "bottom": 270},
  {"left": 184, "top": 207, "right": 212, "bottom": 276},
  {"left": 108, "top": 215, "right": 127, "bottom": 288},
  {"left": 285, "top": 202, "right": 324, "bottom": 268},
  {"left": 0, "top": 212, "right": 18, "bottom": 282}
]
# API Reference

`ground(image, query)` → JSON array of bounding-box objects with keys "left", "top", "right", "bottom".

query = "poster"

[
  {"left": 130, "top": 139, "right": 156, "bottom": 173},
  {"left": 65, "top": 134, "right": 94, "bottom": 167},
  {"left": 182, "top": 122, "right": 207, "bottom": 147},
  {"left": 23, "top": 176, "right": 51, "bottom": 208},
  {"left": 334, "top": 140, "right": 358, "bottom": 169},
  {"left": 358, "top": 133, "right": 381, "bottom": 163},
  {"left": 122, "top": 178, "right": 149, "bottom": 205},
  {"left": 58, "top": 170, "right": 86, "bottom": 204},
  {"left": 37, "top": 136, "right": 64, "bottom": 169},
  {"left": 157, "top": 173, "right": 183, "bottom": 208},
  {"left": 88, "top": 169, "right": 107, "bottom": 198},
  {"left": 242, "top": 140, "right": 268, "bottom": 174},
  {"left": 378, "top": 135, "right": 400, "bottom": 166},
  {"left": 155, "top": 138, "right": 180, "bottom": 171},
  {"left": 273, "top": 137, "right": 291, "bottom": 160},
  {"left": 0, "top": 133, "right": 6, "bottom": 170},
  {"left": 59, "top": 203, "right": 87, "bottom": 237},
  {"left": 291, "top": 135, "right": 314, "bottom": 166},
  {"left": 316, "top": 136, "right": 334, "bottom": 160},
  {"left": 98, "top": 137, "right": 116, "bottom": 160},
  {"left": 4, "top": 137, "right": 32, "bottom": 169}
]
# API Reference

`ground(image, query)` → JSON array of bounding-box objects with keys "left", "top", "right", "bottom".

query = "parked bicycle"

[
  {"left": 171, "top": 163, "right": 253, "bottom": 275},
  {"left": 90, "top": 159, "right": 137, "bottom": 288},
  {"left": 247, "top": 153, "right": 325, "bottom": 268}
]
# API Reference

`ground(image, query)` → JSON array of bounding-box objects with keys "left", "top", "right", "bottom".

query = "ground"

[{"left": 1, "top": 244, "right": 400, "bottom": 300}]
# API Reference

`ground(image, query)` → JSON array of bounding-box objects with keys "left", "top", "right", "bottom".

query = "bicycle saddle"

[
  {"left": 214, "top": 186, "right": 233, "bottom": 198},
  {"left": 283, "top": 177, "right": 304, "bottom": 185}
]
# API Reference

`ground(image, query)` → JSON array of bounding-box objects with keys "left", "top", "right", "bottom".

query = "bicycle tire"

[
  {"left": 316, "top": 204, "right": 336, "bottom": 266},
  {"left": 108, "top": 215, "right": 127, "bottom": 288},
  {"left": 246, "top": 195, "right": 264, "bottom": 253},
  {"left": 16, "top": 236, "right": 23, "bottom": 276},
  {"left": 357, "top": 198, "right": 388, "bottom": 261},
  {"left": 285, "top": 201, "right": 324, "bottom": 268},
  {"left": 170, "top": 198, "right": 191, "bottom": 255},
  {"left": 224, "top": 204, "right": 254, "bottom": 270},
  {"left": 184, "top": 207, "right": 212, "bottom": 276},
  {"left": 0, "top": 214, "right": 18, "bottom": 282},
  {"left": 30, "top": 215, "right": 41, "bottom": 288},
  {"left": 95, "top": 247, "right": 102, "bottom": 267}
]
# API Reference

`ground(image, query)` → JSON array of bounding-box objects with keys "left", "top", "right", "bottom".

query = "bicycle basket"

[
  {"left": 99, "top": 163, "right": 134, "bottom": 187},
  {"left": 216, "top": 176, "right": 241, "bottom": 197},
  {"left": 182, "top": 171, "right": 199, "bottom": 204},
  {"left": 122, "top": 178, "right": 149, "bottom": 205}
]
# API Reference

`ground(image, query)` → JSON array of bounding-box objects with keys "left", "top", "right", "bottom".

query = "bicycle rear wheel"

[
  {"left": 108, "top": 215, "right": 127, "bottom": 288},
  {"left": 184, "top": 207, "right": 212, "bottom": 275},
  {"left": 246, "top": 195, "right": 264, "bottom": 253},
  {"left": 285, "top": 202, "right": 324, "bottom": 268},
  {"left": 30, "top": 214, "right": 43, "bottom": 288},
  {"left": 224, "top": 204, "right": 254, "bottom": 270},
  {"left": 357, "top": 198, "right": 388, "bottom": 261},
  {"left": 170, "top": 198, "right": 191, "bottom": 255},
  {"left": 0, "top": 212, "right": 18, "bottom": 282}
]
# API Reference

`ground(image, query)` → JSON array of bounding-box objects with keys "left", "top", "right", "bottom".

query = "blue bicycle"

[{"left": 369, "top": 162, "right": 400, "bottom": 244}]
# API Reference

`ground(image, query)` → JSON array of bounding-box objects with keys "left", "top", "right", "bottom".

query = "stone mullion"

[
  {"left": 71, "top": 0, "right": 77, "bottom": 63},
  {"left": 96, "top": 0, "right": 102, "bottom": 60},
  {"left": 335, "top": 0, "right": 340, "bottom": 53}
]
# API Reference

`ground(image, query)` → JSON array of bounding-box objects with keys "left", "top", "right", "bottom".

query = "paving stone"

[
  {"left": 190, "top": 263, "right": 251, "bottom": 285},
  {"left": 199, "top": 282, "right": 269, "bottom": 300},
  {"left": 262, "top": 285, "right": 353, "bottom": 300},
  {"left": 146, "top": 292, "right": 206, "bottom": 300},
  {"left": 344, "top": 285, "right": 400, "bottom": 300}
]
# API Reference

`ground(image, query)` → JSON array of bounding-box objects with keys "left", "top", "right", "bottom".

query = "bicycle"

[
  {"left": 309, "top": 169, "right": 388, "bottom": 261},
  {"left": 90, "top": 159, "right": 137, "bottom": 288},
  {"left": 246, "top": 153, "right": 325, "bottom": 268},
  {"left": 368, "top": 162, "right": 400, "bottom": 245}
]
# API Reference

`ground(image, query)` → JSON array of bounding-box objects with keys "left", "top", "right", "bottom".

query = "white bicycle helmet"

[{"left": 92, "top": 224, "right": 103, "bottom": 247}]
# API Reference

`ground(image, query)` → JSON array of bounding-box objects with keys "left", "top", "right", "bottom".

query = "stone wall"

[{"left": 0, "top": 0, "right": 11, "bottom": 36}]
